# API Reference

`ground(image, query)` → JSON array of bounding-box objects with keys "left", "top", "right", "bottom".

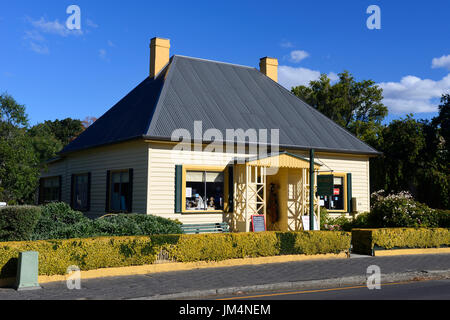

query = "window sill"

[{"left": 182, "top": 210, "right": 224, "bottom": 214}]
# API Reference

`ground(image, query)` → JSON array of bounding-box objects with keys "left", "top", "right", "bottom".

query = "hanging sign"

[
  {"left": 251, "top": 215, "right": 266, "bottom": 232},
  {"left": 334, "top": 188, "right": 340, "bottom": 195},
  {"left": 317, "top": 175, "right": 334, "bottom": 196}
]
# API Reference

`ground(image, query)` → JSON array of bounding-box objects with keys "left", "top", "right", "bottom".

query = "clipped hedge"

[
  {"left": 0, "top": 206, "right": 42, "bottom": 241},
  {"left": 352, "top": 228, "right": 450, "bottom": 255},
  {"left": 0, "top": 231, "right": 350, "bottom": 278}
]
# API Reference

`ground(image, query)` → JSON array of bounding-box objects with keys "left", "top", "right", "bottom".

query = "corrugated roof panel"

[{"left": 62, "top": 55, "right": 379, "bottom": 155}]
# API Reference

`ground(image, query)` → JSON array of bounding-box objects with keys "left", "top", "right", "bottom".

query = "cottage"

[{"left": 39, "top": 37, "right": 379, "bottom": 232}]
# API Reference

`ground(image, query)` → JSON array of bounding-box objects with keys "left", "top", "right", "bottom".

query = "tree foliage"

[
  {"left": 0, "top": 92, "right": 92, "bottom": 204},
  {"left": 291, "top": 71, "right": 388, "bottom": 141},
  {"left": 292, "top": 74, "right": 449, "bottom": 209}
]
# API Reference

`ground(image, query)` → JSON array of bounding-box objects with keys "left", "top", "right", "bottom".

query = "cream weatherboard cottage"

[{"left": 39, "top": 37, "right": 379, "bottom": 232}]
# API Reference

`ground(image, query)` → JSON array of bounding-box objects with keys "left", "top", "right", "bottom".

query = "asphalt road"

[{"left": 215, "top": 279, "right": 450, "bottom": 300}]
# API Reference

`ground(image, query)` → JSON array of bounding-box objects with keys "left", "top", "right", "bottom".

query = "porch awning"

[{"left": 233, "top": 152, "right": 322, "bottom": 170}]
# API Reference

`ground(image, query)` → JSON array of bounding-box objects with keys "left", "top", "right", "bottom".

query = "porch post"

[{"left": 309, "top": 149, "right": 315, "bottom": 231}]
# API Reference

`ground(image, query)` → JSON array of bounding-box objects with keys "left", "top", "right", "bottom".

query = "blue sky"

[{"left": 1, "top": 0, "right": 449, "bottom": 125}]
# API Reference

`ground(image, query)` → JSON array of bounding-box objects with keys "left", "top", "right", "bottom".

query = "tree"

[
  {"left": 38, "top": 118, "right": 84, "bottom": 146},
  {"left": 0, "top": 93, "right": 40, "bottom": 204},
  {"left": 28, "top": 124, "right": 63, "bottom": 163},
  {"left": 81, "top": 116, "right": 97, "bottom": 129},
  {"left": 291, "top": 71, "right": 388, "bottom": 141}
]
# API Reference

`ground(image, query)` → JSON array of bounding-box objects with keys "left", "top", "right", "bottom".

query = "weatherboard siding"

[
  {"left": 287, "top": 150, "right": 371, "bottom": 214},
  {"left": 147, "top": 142, "right": 250, "bottom": 224},
  {"left": 41, "top": 140, "right": 148, "bottom": 216},
  {"left": 147, "top": 143, "right": 371, "bottom": 223}
]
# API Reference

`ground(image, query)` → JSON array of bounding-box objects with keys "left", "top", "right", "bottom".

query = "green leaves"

[{"left": 291, "top": 71, "right": 388, "bottom": 140}]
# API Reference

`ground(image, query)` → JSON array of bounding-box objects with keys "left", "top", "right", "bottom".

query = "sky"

[{"left": 0, "top": 0, "right": 449, "bottom": 126}]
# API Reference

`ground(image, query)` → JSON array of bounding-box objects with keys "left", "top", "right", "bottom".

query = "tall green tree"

[
  {"left": 291, "top": 71, "right": 388, "bottom": 141},
  {"left": 0, "top": 93, "right": 40, "bottom": 204}
]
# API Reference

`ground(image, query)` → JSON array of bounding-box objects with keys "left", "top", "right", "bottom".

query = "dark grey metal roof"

[{"left": 61, "top": 55, "right": 379, "bottom": 155}]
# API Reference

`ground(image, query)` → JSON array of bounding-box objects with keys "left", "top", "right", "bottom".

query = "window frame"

[
  {"left": 318, "top": 172, "right": 348, "bottom": 213},
  {"left": 71, "top": 173, "right": 91, "bottom": 212},
  {"left": 181, "top": 165, "right": 227, "bottom": 214},
  {"left": 39, "top": 176, "right": 61, "bottom": 204},
  {"left": 108, "top": 169, "right": 133, "bottom": 213}
]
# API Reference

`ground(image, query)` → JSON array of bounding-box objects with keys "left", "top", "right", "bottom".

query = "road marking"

[{"left": 217, "top": 280, "right": 430, "bottom": 300}]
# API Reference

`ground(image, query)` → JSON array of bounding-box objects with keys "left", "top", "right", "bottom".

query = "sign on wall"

[{"left": 317, "top": 175, "right": 334, "bottom": 196}]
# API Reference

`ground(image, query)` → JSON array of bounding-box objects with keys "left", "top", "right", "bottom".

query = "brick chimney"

[
  {"left": 150, "top": 37, "right": 171, "bottom": 78},
  {"left": 259, "top": 57, "right": 278, "bottom": 82}
]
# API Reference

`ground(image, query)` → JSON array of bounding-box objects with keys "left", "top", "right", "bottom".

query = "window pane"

[
  {"left": 185, "top": 171, "right": 205, "bottom": 210},
  {"left": 110, "top": 171, "right": 130, "bottom": 212},
  {"left": 320, "top": 176, "right": 344, "bottom": 211},
  {"left": 205, "top": 172, "right": 224, "bottom": 211},
  {"left": 186, "top": 171, "right": 203, "bottom": 182},
  {"left": 121, "top": 171, "right": 129, "bottom": 183},
  {"left": 41, "top": 177, "right": 60, "bottom": 203},
  {"left": 205, "top": 172, "right": 223, "bottom": 183},
  {"left": 73, "top": 174, "right": 88, "bottom": 210}
]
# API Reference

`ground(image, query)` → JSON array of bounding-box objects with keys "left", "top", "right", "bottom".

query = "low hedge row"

[
  {"left": 0, "top": 203, "right": 183, "bottom": 242},
  {"left": 351, "top": 228, "right": 450, "bottom": 255},
  {"left": 0, "top": 231, "right": 351, "bottom": 278}
]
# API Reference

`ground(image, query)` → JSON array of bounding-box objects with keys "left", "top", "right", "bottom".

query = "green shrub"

[
  {"left": 32, "top": 202, "right": 90, "bottom": 240},
  {"left": 352, "top": 228, "right": 450, "bottom": 255},
  {"left": 30, "top": 203, "right": 182, "bottom": 241},
  {"left": 91, "top": 214, "right": 183, "bottom": 237},
  {"left": 168, "top": 231, "right": 351, "bottom": 262},
  {"left": 324, "top": 191, "right": 448, "bottom": 231},
  {"left": 0, "top": 231, "right": 351, "bottom": 278},
  {"left": 0, "top": 206, "right": 41, "bottom": 241},
  {"left": 437, "top": 210, "right": 450, "bottom": 228},
  {"left": 369, "top": 191, "right": 440, "bottom": 228}
]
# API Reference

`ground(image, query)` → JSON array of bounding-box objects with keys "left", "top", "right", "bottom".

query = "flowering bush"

[
  {"left": 369, "top": 190, "right": 441, "bottom": 228},
  {"left": 320, "top": 191, "right": 448, "bottom": 231}
]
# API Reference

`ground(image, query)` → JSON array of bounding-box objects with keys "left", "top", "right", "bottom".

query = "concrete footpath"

[{"left": 0, "top": 254, "right": 449, "bottom": 300}]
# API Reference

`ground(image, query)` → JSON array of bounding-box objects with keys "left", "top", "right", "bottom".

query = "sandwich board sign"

[{"left": 251, "top": 215, "right": 266, "bottom": 232}]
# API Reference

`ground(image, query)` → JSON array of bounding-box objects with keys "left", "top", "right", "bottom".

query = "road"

[{"left": 214, "top": 279, "right": 450, "bottom": 300}]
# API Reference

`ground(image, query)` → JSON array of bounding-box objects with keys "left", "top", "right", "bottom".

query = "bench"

[{"left": 181, "top": 223, "right": 230, "bottom": 234}]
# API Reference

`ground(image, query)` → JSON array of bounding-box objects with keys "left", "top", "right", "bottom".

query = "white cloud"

[
  {"left": 289, "top": 50, "right": 309, "bottom": 63},
  {"left": 99, "top": 49, "right": 107, "bottom": 59},
  {"left": 27, "top": 17, "right": 82, "bottom": 37},
  {"left": 379, "top": 74, "right": 450, "bottom": 114},
  {"left": 432, "top": 54, "right": 450, "bottom": 70},
  {"left": 23, "top": 30, "right": 49, "bottom": 54},
  {"left": 107, "top": 40, "right": 116, "bottom": 47},
  {"left": 279, "top": 65, "right": 337, "bottom": 89},
  {"left": 86, "top": 19, "right": 98, "bottom": 28},
  {"left": 280, "top": 40, "right": 294, "bottom": 48},
  {"left": 29, "top": 41, "right": 49, "bottom": 54}
]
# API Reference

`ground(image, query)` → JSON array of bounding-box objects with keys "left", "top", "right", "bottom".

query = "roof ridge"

[{"left": 173, "top": 54, "right": 256, "bottom": 70}]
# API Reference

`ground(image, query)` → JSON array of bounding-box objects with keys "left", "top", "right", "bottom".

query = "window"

[
  {"left": 39, "top": 176, "right": 61, "bottom": 204},
  {"left": 319, "top": 174, "right": 346, "bottom": 211},
  {"left": 185, "top": 170, "right": 224, "bottom": 211},
  {"left": 108, "top": 170, "right": 132, "bottom": 212},
  {"left": 72, "top": 173, "right": 90, "bottom": 211}
]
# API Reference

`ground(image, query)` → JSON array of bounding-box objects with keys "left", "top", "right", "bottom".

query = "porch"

[{"left": 228, "top": 152, "right": 322, "bottom": 233}]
